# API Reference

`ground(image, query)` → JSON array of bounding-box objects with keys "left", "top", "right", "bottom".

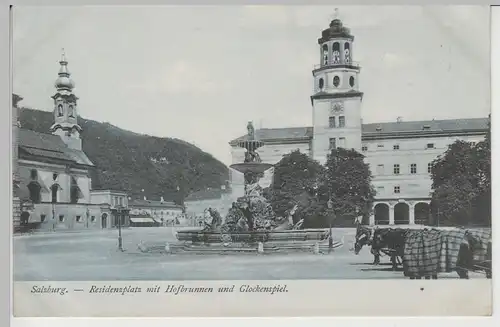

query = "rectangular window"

[
  {"left": 393, "top": 144, "right": 400, "bottom": 150},
  {"left": 329, "top": 138, "right": 336, "bottom": 149},
  {"left": 377, "top": 144, "right": 384, "bottom": 148},
  {"left": 362, "top": 145, "right": 368, "bottom": 152},
  {"left": 394, "top": 186, "right": 400, "bottom": 194},
  {"left": 426, "top": 143, "right": 435, "bottom": 149},
  {"left": 119, "top": 197, "right": 123, "bottom": 206},
  {"left": 376, "top": 164, "right": 384, "bottom": 175},
  {"left": 329, "top": 116, "right": 336, "bottom": 128},
  {"left": 410, "top": 163, "right": 417, "bottom": 174},
  {"left": 40, "top": 214, "right": 46, "bottom": 223},
  {"left": 339, "top": 137, "right": 346, "bottom": 148},
  {"left": 76, "top": 215, "right": 82, "bottom": 222},
  {"left": 59, "top": 215, "right": 64, "bottom": 222},
  {"left": 338, "top": 116, "right": 345, "bottom": 128},
  {"left": 428, "top": 162, "right": 432, "bottom": 173},
  {"left": 393, "top": 164, "right": 400, "bottom": 175}
]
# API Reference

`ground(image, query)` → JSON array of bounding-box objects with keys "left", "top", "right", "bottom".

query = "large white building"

[{"left": 229, "top": 18, "right": 488, "bottom": 227}]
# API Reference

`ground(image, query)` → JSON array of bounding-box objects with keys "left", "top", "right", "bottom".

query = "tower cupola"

[{"left": 49, "top": 49, "right": 83, "bottom": 150}]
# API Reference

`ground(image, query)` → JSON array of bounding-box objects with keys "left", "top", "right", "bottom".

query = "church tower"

[
  {"left": 310, "top": 14, "right": 363, "bottom": 164},
  {"left": 49, "top": 50, "right": 83, "bottom": 150}
]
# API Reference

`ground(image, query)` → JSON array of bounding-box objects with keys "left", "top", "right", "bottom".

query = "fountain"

[{"left": 174, "top": 122, "right": 333, "bottom": 250}]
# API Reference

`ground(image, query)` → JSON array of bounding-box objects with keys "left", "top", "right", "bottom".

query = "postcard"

[{"left": 11, "top": 5, "right": 492, "bottom": 317}]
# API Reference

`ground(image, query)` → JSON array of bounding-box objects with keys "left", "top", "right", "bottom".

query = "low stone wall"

[{"left": 176, "top": 229, "right": 330, "bottom": 243}]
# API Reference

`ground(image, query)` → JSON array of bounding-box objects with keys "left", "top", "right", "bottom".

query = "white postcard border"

[{"left": 1, "top": 1, "right": 499, "bottom": 326}]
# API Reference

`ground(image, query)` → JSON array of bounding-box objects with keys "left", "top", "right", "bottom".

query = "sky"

[{"left": 12, "top": 5, "right": 491, "bottom": 165}]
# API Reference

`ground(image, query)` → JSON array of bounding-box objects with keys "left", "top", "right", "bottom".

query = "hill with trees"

[{"left": 18, "top": 107, "right": 229, "bottom": 204}]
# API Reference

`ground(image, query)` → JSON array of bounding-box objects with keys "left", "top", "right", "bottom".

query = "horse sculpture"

[{"left": 372, "top": 227, "right": 492, "bottom": 279}]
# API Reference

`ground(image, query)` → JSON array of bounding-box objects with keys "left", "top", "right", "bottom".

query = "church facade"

[
  {"left": 229, "top": 18, "right": 488, "bottom": 226},
  {"left": 14, "top": 53, "right": 128, "bottom": 231}
]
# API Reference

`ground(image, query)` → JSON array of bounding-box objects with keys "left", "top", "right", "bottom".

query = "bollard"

[
  {"left": 313, "top": 242, "right": 320, "bottom": 254},
  {"left": 258, "top": 242, "right": 264, "bottom": 254},
  {"left": 165, "top": 242, "right": 171, "bottom": 254}
]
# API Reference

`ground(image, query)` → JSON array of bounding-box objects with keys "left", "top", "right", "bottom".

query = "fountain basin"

[
  {"left": 175, "top": 229, "right": 330, "bottom": 243},
  {"left": 229, "top": 162, "right": 273, "bottom": 174}
]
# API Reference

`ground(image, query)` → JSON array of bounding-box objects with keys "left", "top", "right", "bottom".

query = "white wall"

[
  {"left": 312, "top": 97, "right": 363, "bottom": 164},
  {"left": 18, "top": 160, "right": 92, "bottom": 204},
  {"left": 363, "top": 134, "right": 485, "bottom": 200}
]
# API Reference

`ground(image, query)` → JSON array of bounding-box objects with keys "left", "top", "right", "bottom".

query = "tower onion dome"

[
  {"left": 317, "top": 18, "right": 354, "bottom": 44},
  {"left": 54, "top": 50, "right": 75, "bottom": 91}
]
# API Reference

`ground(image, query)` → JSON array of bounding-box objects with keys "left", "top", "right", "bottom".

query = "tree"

[
  {"left": 267, "top": 150, "right": 326, "bottom": 225},
  {"left": 429, "top": 120, "right": 491, "bottom": 226},
  {"left": 323, "top": 148, "right": 376, "bottom": 225}
]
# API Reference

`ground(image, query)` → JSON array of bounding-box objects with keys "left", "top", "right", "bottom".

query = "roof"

[
  {"left": 229, "top": 118, "right": 488, "bottom": 144},
  {"left": 129, "top": 199, "right": 183, "bottom": 209},
  {"left": 18, "top": 129, "right": 94, "bottom": 166},
  {"left": 229, "top": 127, "right": 313, "bottom": 144},
  {"left": 91, "top": 189, "right": 128, "bottom": 195},
  {"left": 362, "top": 118, "right": 488, "bottom": 134},
  {"left": 185, "top": 188, "right": 228, "bottom": 202}
]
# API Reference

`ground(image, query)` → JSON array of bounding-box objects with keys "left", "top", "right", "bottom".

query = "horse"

[
  {"left": 372, "top": 227, "right": 490, "bottom": 279},
  {"left": 354, "top": 225, "right": 381, "bottom": 265},
  {"left": 371, "top": 228, "right": 405, "bottom": 271}
]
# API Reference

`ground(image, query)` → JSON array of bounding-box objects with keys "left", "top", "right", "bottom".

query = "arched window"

[
  {"left": 70, "top": 187, "right": 79, "bottom": 204},
  {"left": 332, "top": 42, "right": 340, "bottom": 64},
  {"left": 70, "top": 176, "right": 79, "bottom": 204},
  {"left": 68, "top": 105, "right": 74, "bottom": 117},
  {"left": 28, "top": 182, "right": 41, "bottom": 203},
  {"left": 318, "top": 78, "right": 324, "bottom": 90},
  {"left": 57, "top": 104, "right": 64, "bottom": 117},
  {"left": 322, "top": 44, "right": 329, "bottom": 65},
  {"left": 344, "top": 42, "right": 351, "bottom": 64},
  {"left": 51, "top": 184, "right": 59, "bottom": 203},
  {"left": 30, "top": 169, "right": 38, "bottom": 180}
]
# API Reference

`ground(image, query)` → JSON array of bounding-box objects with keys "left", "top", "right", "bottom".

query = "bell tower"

[
  {"left": 310, "top": 12, "right": 363, "bottom": 164},
  {"left": 49, "top": 49, "right": 83, "bottom": 150}
]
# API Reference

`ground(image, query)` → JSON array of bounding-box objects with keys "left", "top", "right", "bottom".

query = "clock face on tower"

[{"left": 330, "top": 101, "right": 344, "bottom": 114}]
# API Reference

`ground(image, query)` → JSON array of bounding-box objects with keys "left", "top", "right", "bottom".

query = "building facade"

[
  {"left": 128, "top": 198, "right": 184, "bottom": 226},
  {"left": 14, "top": 52, "right": 120, "bottom": 231},
  {"left": 229, "top": 18, "right": 488, "bottom": 227}
]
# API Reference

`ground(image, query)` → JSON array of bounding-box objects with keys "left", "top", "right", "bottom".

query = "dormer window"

[
  {"left": 426, "top": 143, "right": 435, "bottom": 149},
  {"left": 52, "top": 173, "right": 58, "bottom": 181},
  {"left": 423, "top": 125, "right": 431, "bottom": 130},
  {"left": 376, "top": 126, "right": 382, "bottom": 131}
]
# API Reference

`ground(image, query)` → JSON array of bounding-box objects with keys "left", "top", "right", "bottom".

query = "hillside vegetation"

[{"left": 18, "top": 107, "right": 229, "bottom": 204}]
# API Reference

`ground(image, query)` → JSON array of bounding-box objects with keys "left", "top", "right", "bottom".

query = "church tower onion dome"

[
  {"left": 318, "top": 18, "right": 354, "bottom": 44},
  {"left": 54, "top": 51, "right": 75, "bottom": 91}
]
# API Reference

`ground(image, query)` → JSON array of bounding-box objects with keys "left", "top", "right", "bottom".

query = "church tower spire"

[{"left": 49, "top": 49, "right": 83, "bottom": 150}]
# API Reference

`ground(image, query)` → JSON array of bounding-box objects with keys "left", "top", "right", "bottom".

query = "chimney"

[
  {"left": 160, "top": 196, "right": 164, "bottom": 202},
  {"left": 396, "top": 117, "right": 403, "bottom": 123}
]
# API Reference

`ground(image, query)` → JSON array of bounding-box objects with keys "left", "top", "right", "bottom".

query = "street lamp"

[
  {"left": 327, "top": 198, "right": 334, "bottom": 252},
  {"left": 113, "top": 206, "right": 127, "bottom": 252}
]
